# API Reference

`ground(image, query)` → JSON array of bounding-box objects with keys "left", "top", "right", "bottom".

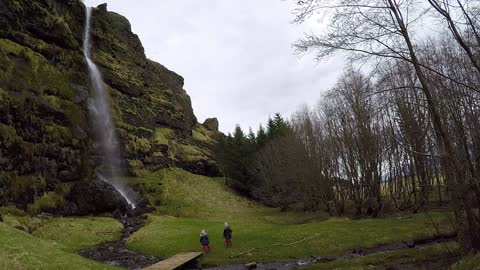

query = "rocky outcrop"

[
  {"left": 0, "top": 0, "right": 221, "bottom": 213},
  {"left": 203, "top": 118, "right": 219, "bottom": 132},
  {"left": 65, "top": 178, "right": 129, "bottom": 216}
]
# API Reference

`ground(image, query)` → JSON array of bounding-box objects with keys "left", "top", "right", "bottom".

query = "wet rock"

[
  {"left": 127, "top": 206, "right": 155, "bottom": 217},
  {"left": 58, "top": 169, "right": 80, "bottom": 182},
  {"left": 136, "top": 198, "right": 149, "bottom": 208},
  {"left": 62, "top": 200, "right": 79, "bottom": 216},
  {"left": 72, "top": 84, "right": 89, "bottom": 104},
  {"left": 404, "top": 240, "right": 415, "bottom": 248},
  {"left": 244, "top": 262, "right": 257, "bottom": 270},
  {"left": 177, "top": 159, "right": 221, "bottom": 177},
  {"left": 72, "top": 125, "right": 88, "bottom": 140},
  {"left": 67, "top": 178, "right": 129, "bottom": 215},
  {"left": 112, "top": 209, "right": 123, "bottom": 220},
  {"left": 352, "top": 248, "right": 364, "bottom": 257}
]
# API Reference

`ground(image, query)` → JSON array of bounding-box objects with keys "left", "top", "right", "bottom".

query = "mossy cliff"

[{"left": 0, "top": 0, "right": 220, "bottom": 212}]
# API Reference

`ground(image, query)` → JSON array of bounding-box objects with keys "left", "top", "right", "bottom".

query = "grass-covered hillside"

[
  {"left": 0, "top": 168, "right": 469, "bottom": 269},
  {"left": 125, "top": 168, "right": 456, "bottom": 266},
  {"left": 0, "top": 216, "right": 122, "bottom": 270}
]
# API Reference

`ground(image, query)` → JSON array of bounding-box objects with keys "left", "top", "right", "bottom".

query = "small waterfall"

[{"left": 83, "top": 7, "right": 136, "bottom": 209}]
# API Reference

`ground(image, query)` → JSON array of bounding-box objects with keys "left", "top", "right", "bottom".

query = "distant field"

[{"left": 126, "top": 168, "right": 455, "bottom": 266}]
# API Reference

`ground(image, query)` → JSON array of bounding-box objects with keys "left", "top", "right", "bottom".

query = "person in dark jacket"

[
  {"left": 223, "top": 222, "right": 232, "bottom": 247},
  {"left": 200, "top": 229, "right": 209, "bottom": 252}
]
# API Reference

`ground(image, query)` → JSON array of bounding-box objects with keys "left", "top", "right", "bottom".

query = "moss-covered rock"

[{"left": 0, "top": 0, "right": 221, "bottom": 211}]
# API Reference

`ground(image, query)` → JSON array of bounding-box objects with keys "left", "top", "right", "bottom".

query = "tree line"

[{"left": 217, "top": 0, "right": 480, "bottom": 252}]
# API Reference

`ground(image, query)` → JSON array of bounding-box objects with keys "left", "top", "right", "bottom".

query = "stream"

[
  {"left": 199, "top": 234, "right": 457, "bottom": 270},
  {"left": 78, "top": 213, "right": 161, "bottom": 270}
]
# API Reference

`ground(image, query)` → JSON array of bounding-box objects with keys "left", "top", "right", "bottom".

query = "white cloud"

[{"left": 84, "top": 0, "right": 343, "bottom": 133}]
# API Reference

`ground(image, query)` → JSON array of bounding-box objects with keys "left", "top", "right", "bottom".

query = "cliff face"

[{"left": 0, "top": 0, "right": 220, "bottom": 211}]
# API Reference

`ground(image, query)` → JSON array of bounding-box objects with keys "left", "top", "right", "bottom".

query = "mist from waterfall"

[{"left": 83, "top": 6, "right": 136, "bottom": 209}]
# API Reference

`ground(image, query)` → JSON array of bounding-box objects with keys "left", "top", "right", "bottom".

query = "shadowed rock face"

[
  {"left": 65, "top": 178, "right": 129, "bottom": 216},
  {"left": 0, "top": 0, "right": 221, "bottom": 213}
]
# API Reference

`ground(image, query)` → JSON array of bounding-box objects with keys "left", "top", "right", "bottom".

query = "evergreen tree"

[
  {"left": 266, "top": 117, "right": 276, "bottom": 139},
  {"left": 257, "top": 124, "right": 268, "bottom": 147},
  {"left": 247, "top": 128, "right": 256, "bottom": 144}
]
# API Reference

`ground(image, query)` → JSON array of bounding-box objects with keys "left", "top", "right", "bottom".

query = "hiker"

[
  {"left": 223, "top": 222, "right": 232, "bottom": 247},
  {"left": 200, "top": 229, "right": 210, "bottom": 252}
]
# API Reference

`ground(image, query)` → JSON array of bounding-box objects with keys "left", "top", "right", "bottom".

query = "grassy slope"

[
  {"left": 126, "top": 168, "right": 454, "bottom": 266},
  {"left": 0, "top": 222, "right": 121, "bottom": 270},
  {"left": 452, "top": 253, "right": 480, "bottom": 270},
  {"left": 32, "top": 217, "right": 123, "bottom": 251}
]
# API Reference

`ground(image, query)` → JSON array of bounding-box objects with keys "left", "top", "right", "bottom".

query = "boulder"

[{"left": 66, "top": 178, "right": 129, "bottom": 216}]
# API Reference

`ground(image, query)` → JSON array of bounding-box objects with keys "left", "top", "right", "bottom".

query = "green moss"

[
  {"left": 27, "top": 192, "right": 64, "bottom": 215},
  {"left": 177, "top": 144, "right": 209, "bottom": 162},
  {"left": 453, "top": 253, "right": 480, "bottom": 270},
  {"left": 126, "top": 134, "right": 152, "bottom": 155},
  {"left": 192, "top": 129, "right": 215, "bottom": 144},
  {"left": 64, "top": 101, "right": 87, "bottom": 127},
  {"left": 153, "top": 151, "right": 164, "bottom": 158},
  {"left": 0, "top": 123, "right": 21, "bottom": 147},
  {"left": 45, "top": 125, "right": 73, "bottom": 145},
  {"left": 0, "top": 39, "right": 74, "bottom": 99},
  {"left": 10, "top": 175, "right": 46, "bottom": 200},
  {"left": 43, "top": 95, "right": 61, "bottom": 109},
  {"left": 0, "top": 87, "right": 10, "bottom": 100},
  {"left": 153, "top": 127, "right": 173, "bottom": 146},
  {"left": 2, "top": 214, "right": 44, "bottom": 233},
  {"left": 93, "top": 50, "right": 143, "bottom": 90},
  {"left": 31, "top": 2, "right": 78, "bottom": 49},
  {"left": 128, "top": 159, "right": 148, "bottom": 177},
  {"left": 0, "top": 206, "right": 27, "bottom": 217},
  {"left": 163, "top": 89, "right": 174, "bottom": 96}
]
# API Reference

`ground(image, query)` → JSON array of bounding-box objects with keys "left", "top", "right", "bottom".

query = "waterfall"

[{"left": 83, "top": 7, "right": 136, "bottom": 209}]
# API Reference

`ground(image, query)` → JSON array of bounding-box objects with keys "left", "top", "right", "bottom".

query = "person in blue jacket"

[
  {"left": 223, "top": 222, "right": 233, "bottom": 247},
  {"left": 200, "top": 229, "right": 210, "bottom": 252}
]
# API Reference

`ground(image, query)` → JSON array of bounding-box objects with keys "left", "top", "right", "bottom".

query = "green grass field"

[
  {"left": 303, "top": 242, "right": 460, "bottom": 270},
  {"left": 125, "top": 168, "right": 455, "bottom": 266},
  {"left": 32, "top": 217, "right": 123, "bottom": 251},
  {"left": 0, "top": 168, "right": 468, "bottom": 269},
  {"left": 452, "top": 253, "right": 480, "bottom": 270},
  {"left": 0, "top": 221, "right": 121, "bottom": 270}
]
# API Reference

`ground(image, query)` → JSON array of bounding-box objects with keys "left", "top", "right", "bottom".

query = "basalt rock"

[
  {"left": 66, "top": 178, "right": 129, "bottom": 216},
  {"left": 203, "top": 118, "right": 219, "bottom": 132}
]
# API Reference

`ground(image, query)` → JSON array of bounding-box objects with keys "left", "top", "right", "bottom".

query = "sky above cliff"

[{"left": 84, "top": 0, "right": 343, "bottom": 133}]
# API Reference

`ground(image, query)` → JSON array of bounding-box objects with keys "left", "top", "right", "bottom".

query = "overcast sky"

[{"left": 84, "top": 0, "right": 344, "bottom": 133}]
